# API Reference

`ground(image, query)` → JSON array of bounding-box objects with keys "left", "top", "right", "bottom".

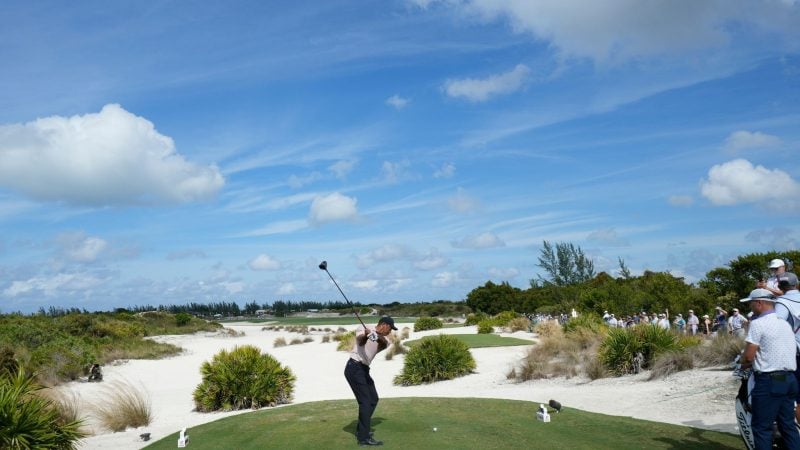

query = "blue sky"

[{"left": 1, "top": 0, "right": 799, "bottom": 313}]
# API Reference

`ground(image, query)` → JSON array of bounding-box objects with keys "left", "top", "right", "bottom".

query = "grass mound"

[{"left": 143, "top": 398, "right": 741, "bottom": 450}]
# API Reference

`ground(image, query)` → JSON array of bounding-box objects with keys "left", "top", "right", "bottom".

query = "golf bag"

[{"left": 734, "top": 367, "right": 799, "bottom": 449}]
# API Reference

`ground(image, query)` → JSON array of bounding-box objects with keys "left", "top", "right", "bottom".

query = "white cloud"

[
  {"left": 488, "top": 267, "right": 519, "bottom": 279},
  {"left": 444, "top": 64, "right": 530, "bottom": 102},
  {"left": 56, "top": 232, "right": 108, "bottom": 263},
  {"left": 723, "top": 130, "right": 782, "bottom": 153},
  {"left": 380, "top": 160, "right": 412, "bottom": 184},
  {"left": 386, "top": 95, "right": 410, "bottom": 109},
  {"left": 248, "top": 254, "right": 281, "bottom": 271},
  {"left": 329, "top": 160, "right": 357, "bottom": 179},
  {"left": 434, "top": 162, "right": 456, "bottom": 179},
  {"left": 309, "top": 192, "right": 359, "bottom": 225},
  {"left": 288, "top": 171, "right": 322, "bottom": 188},
  {"left": 447, "top": 187, "right": 480, "bottom": 213},
  {"left": 451, "top": 231, "right": 505, "bottom": 249},
  {"left": 431, "top": 271, "right": 459, "bottom": 288},
  {"left": 277, "top": 283, "right": 296, "bottom": 295},
  {"left": 4, "top": 272, "right": 106, "bottom": 297},
  {"left": 424, "top": 0, "right": 800, "bottom": 63},
  {"left": 0, "top": 104, "right": 224, "bottom": 206},
  {"left": 668, "top": 195, "right": 694, "bottom": 207},
  {"left": 586, "top": 228, "right": 630, "bottom": 247},
  {"left": 356, "top": 244, "right": 414, "bottom": 269},
  {"left": 700, "top": 159, "right": 800, "bottom": 211},
  {"left": 414, "top": 248, "right": 449, "bottom": 270},
  {"left": 744, "top": 227, "right": 799, "bottom": 251}
]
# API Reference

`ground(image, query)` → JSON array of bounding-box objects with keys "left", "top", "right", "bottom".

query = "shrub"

[
  {"left": 175, "top": 313, "right": 192, "bottom": 327},
  {"left": 465, "top": 312, "right": 489, "bottom": 326},
  {"left": 414, "top": 317, "right": 444, "bottom": 332},
  {"left": 273, "top": 337, "right": 287, "bottom": 347},
  {"left": 289, "top": 338, "right": 303, "bottom": 345},
  {"left": 648, "top": 351, "right": 694, "bottom": 380},
  {"left": 585, "top": 356, "right": 608, "bottom": 380},
  {"left": 562, "top": 313, "right": 607, "bottom": 335},
  {"left": 400, "top": 327, "right": 410, "bottom": 340},
  {"left": 507, "top": 317, "right": 530, "bottom": 332},
  {"left": 303, "top": 337, "right": 314, "bottom": 343},
  {"left": 490, "top": 311, "right": 519, "bottom": 327},
  {"left": 394, "top": 335, "right": 475, "bottom": 385},
  {"left": 599, "top": 325, "right": 683, "bottom": 376},
  {"left": 93, "top": 381, "right": 151, "bottom": 432},
  {"left": 385, "top": 333, "right": 407, "bottom": 360},
  {"left": 533, "top": 321, "right": 563, "bottom": 339},
  {"left": 193, "top": 345, "right": 295, "bottom": 412},
  {"left": 690, "top": 333, "right": 746, "bottom": 368},
  {"left": 321, "top": 335, "right": 331, "bottom": 343},
  {"left": 0, "top": 369, "right": 86, "bottom": 448},
  {"left": 477, "top": 320, "right": 494, "bottom": 334}
]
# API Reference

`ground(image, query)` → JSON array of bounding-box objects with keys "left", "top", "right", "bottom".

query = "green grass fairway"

[
  {"left": 144, "top": 398, "right": 740, "bottom": 450},
  {"left": 404, "top": 333, "right": 534, "bottom": 348},
  {"left": 237, "top": 317, "right": 419, "bottom": 326}
]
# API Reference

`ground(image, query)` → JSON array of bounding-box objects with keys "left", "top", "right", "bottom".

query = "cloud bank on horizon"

[{"left": 0, "top": 0, "right": 798, "bottom": 313}]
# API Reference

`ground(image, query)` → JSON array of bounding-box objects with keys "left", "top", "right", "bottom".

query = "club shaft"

[{"left": 323, "top": 269, "right": 367, "bottom": 330}]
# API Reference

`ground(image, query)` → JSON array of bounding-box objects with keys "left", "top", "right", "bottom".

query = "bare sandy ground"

[{"left": 56, "top": 322, "right": 740, "bottom": 449}]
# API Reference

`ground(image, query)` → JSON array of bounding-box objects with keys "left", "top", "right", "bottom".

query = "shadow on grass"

[{"left": 342, "top": 417, "right": 386, "bottom": 438}]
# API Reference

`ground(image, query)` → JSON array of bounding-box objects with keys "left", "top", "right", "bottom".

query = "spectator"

[
  {"left": 701, "top": 315, "right": 712, "bottom": 336},
  {"left": 729, "top": 308, "right": 748, "bottom": 338},
  {"left": 758, "top": 258, "right": 787, "bottom": 297},
  {"left": 774, "top": 272, "right": 800, "bottom": 423},
  {"left": 687, "top": 310, "right": 699, "bottom": 336},
  {"left": 658, "top": 313, "right": 670, "bottom": 330},
  {"left": 714, "top": 306, "right": 728, "bottom": 334},
  {"left": 673, "top": 314, "right": 686, "bottom": 333},
  {"left": 738, "top": 288, "right": 799, "bottom": 450}
]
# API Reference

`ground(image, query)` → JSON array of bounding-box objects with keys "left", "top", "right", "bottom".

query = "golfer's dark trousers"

[
  {"left": 751, "top": 371, "right": 800, "bottom": 450},
  {"left": 345, "top": 358, "right": 378, "bottom": 442}
]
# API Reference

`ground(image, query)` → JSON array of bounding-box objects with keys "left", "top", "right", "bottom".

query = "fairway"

[
  {"left": 144, "top": 398, "right": 740, "bottom": 450},
  {"left": 404, "top": 333, "right": 534, "bottom": 348}
]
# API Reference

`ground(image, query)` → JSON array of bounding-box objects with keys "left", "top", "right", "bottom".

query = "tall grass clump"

[
  {"left": 690, "top": 333, "right": 746, "bottom": 368},
  {"left": 335, "top": 331, "right": 356, "bottom": 351},
  {"left": 273, "top": 337, "right": 287, "bottom": 347},
  {"left": 385, "top": 333, "right": 407, "bottom": 361},
  {"left": 562, "top": 313, "right": 607, "bottom": 335},
  {"left": 533, "top": 320, "right": 563, "bottom": 339},
  {"left": 464, "top": 312, "right": 489, "bottom": 326},
  {"left": 0, "top": 368, "right": 87, "bottom": 449},
  {"left": 414, "top": 317, "right": 443, "bottom": 332},
  {"left": 93, "top": 381, "right": 151, "bottom": 432},
  {"left": 394, "top": 335, "right": 475, "bottom": 385},
  {"left": 599, "top": 325, "right": 685, "bottom": 376},
  {"left": 507, "top": 317, "right": 530, "bottom": 332},
  {"left": 193, "top": 345, "right": 295, "bottom": 412},
  {"left": 648, "top": 351, "right": 695, "bottom": 380}
]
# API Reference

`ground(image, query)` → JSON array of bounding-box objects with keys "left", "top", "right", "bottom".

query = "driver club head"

[{"left": 318, "top": 261, "right": 327, "bottom": 271}]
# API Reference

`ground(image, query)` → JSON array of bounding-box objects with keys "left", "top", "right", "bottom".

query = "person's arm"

[
  {"left": 740, "top": 342, "right": 758, "bottom": 369},
  {"left": 356, "top": 327, "right": 371, "bottom": 346}
]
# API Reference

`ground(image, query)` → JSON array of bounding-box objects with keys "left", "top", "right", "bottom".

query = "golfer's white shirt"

[
  {"left": 350, "top": 327, "right": 382, "bottom": 366},
  {"left": 745, "top": 312, "right": 796, "bottom": 373}
]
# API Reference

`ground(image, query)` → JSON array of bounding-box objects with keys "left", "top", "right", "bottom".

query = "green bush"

[
  {"left": 464, "top": 312, "right": 489, "bottom": 326},
  {"left": 175, "top": 313, "right": 192, "bottom": 327},
  {"left": 598, "top": 325, "right": 683, "bottom": 376},
  {"left": 477, "top": 320, "right": 494, "bottom": 334},
  {"left": 193, "top": 345, "right": 295, "bottom": 412},
  {"left": 0, "top": 368, "right": 86, "bottom": 449},
  {"left": 414, "top": 317, "right": 444, "bottom": 332},
  {"left": 562, "top": 313, "right": 607, "bottom": 335},
  {"left": 491, "top": 311, "right": 519, "bottom": 327},
  {"left": 393, "top": 335, "right": 475, "bottom": 385}
]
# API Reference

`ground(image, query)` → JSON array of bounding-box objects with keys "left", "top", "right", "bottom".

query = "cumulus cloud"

[
  {"left": 700, "top": 159, "right": 800, "bottom": 211},
  {"left": 451, "top": 231, "right": 505, "bottom": 249},
  {"left": 444, "top": 64, "right": 530, "bottom": 102},
  {"left": 356, "top": 244, "right": 413, "bottom": 269},
  {"left": 414, "top": 248, "right": 449, "bottom": 270},
  {"left": 0, "top": 104, "right": 224, "bottom": 206},
  {"left": 4, "top": 272, "right": 107, "bottom": 297},
  {"left": 723, "top": 130, "right": 782, "bottom": 153},
  {"left": 248, "top": 254, "right": 281, "bottom": 271},
  {"left": 434, "top": 162, "right": 456, "bottom": 179},
  {"left": 56, "top": 232, "right": 108, "bottom": 263},
  {"left": 447, "top": 187, "right": 480, "bottom": 213},
  {"left": 386, "top": 95, "right": 410, "bottom": 109},
  {"left": 329, "top": 160, "right": 357, "bottom": 179},
  {"left": 277, "top": 283, "right": 296, "bottom": 295},
  {"left": 488, "top": 267, "right": 519, "bottom": 279},
  {"left": 431, "top": 271, "right": 459, "bottom": 288},
  {"left": 668, "top": 195, "right": 694, "bottom": 207},
  {"left": 586, "top": 228, "right": 630, "bottom": 247},
  {"left": 419, "top": 0, "right": 800, "bottom": 63},
  {"left": 308, "top": 192, "right": 358, "bottom": 225}
]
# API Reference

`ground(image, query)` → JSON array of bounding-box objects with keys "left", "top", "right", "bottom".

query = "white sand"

[{"left": 57, "top": 323, "right": 739, "bottom": 449}]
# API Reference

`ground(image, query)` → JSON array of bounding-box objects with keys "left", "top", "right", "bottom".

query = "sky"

[{"left": 1, "top": 0, "right": 799, "bottom": 314}]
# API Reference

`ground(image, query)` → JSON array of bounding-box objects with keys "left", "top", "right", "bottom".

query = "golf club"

[{"left": 319, "top": 261, "right": 367, "bottom": 330}]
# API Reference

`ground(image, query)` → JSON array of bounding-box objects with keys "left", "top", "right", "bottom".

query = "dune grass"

[
  {"left": 242, "top": 317, "right": 420, "bottom": 326},
  {"left": 93, "top": 381, "right": 152, "bottom": 432},
  {"left": 404, "top": 334, "right": 534, "bottom": 348},
  {"left": 143, "top": 398, "right": 740, "bottom": 450}
]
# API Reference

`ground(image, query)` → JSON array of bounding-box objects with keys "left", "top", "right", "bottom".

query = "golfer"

[
  {"left": 739, "top": 288, "right": 800, "bottom": 450},
  {"left": 345, "top": 316, "right": 397, "bottom": 446}
]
